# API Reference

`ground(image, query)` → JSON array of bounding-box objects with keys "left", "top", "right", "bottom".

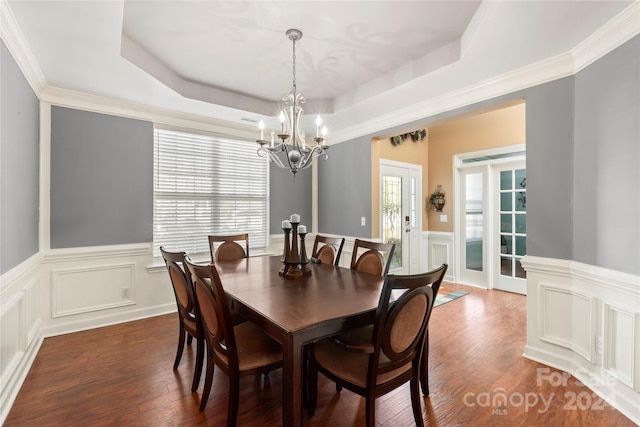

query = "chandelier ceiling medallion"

[{"left": 256, "top": 29, "right": 328, "bottom": 177}]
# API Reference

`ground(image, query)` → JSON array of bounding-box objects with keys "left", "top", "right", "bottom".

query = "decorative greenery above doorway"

[{"left": 390, "top": 129, "right": 427, "bottom": 145}]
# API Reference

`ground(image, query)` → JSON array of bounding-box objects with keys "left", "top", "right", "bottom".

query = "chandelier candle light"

[
  {"left": 280, "top": 213, "right": 310, "bottom": 279},
  {"left": 256, "top": 29, "right": 328, "bottom": 177}
]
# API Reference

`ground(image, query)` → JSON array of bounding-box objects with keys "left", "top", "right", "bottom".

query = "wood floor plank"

[{"left": 5, "top": 284, "right": 635, "bottom": 426}]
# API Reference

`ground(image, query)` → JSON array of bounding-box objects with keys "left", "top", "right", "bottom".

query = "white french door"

[
  {"left": 493, "top": 162, "right": 527, "bottom": 294},
  {"left": 455, "top": 146, "right": 526, "bottom": 294},
  {"left": 380, "top": 160, "right": 422, "bottom": 274}
]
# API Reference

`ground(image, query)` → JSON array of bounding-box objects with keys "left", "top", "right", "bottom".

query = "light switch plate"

[{"left": 440, "top": 214, "right": 448, "bottom": 222}]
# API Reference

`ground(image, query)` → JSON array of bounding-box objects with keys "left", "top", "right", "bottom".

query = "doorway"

[
  {"left": 455, "top": 146, "right": 526, "bottom": 294},
  {"left": 380, "top": 160, "right": 422, "bottom": 274}
]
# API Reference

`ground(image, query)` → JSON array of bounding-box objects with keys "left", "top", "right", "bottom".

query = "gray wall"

[
  {"left": 1, "top": 41, "right": 40, "bottom": 274},
  {"left": 269, "top": 162, "right": 312, "bottom": 233},
  {"left": 50, "top": 107, "right": 153, "bottom": 248},
  {"left": 318, "top": 137, "right": 372, "bottom": 237},
  {"left": 524, "top": 77, "right": 575, "bottom": 260},
  {"left": 573, "top": 35, "right": 639, "bottom": 275}
]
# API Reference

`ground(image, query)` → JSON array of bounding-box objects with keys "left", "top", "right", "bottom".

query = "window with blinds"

[{"left": 153, "top": 128, "right": 268, "bottom": 260}]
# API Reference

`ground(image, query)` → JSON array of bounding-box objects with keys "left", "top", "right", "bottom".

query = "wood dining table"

[{"left": 214, "top": 255, "right": 385, "bottom": 427}]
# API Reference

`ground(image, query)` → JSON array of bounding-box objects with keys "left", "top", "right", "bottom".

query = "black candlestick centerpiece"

[
  {"left": 298, "top": 225, "right": 310, "bottom": 276},
  {"left": 279, "top": 214, "right": 310, "bottom": 279}
]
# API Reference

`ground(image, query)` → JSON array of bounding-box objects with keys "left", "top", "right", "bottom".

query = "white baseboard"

[
  {"left": 0, "top": 333, "right": 43, "bottom": 424},
  {"left": 42, "top": 303, "right": 176, "bottom": 338}
]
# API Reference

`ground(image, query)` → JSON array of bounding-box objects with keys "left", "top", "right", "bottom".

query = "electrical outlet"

[
  {"left": 121, "top": 288, "right": 130, "bottom": 299},
  {"left": 361, "top": 217, "right": 366, "bottom": 226}
]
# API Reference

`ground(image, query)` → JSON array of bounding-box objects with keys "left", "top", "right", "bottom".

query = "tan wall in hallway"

[{"left": 427, "top": 102, "right": 526, "bottom": 232}]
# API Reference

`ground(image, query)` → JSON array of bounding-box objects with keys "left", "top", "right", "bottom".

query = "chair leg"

[
  {"left": 365, "top": 395, "right": 375, "bottom": 427},
  {"left": 411, "top": 375, "right": 425, "bottom": 427},
  {"left": 187, "top": 333, "right": 193, "bottom": 345},
  {"left": 174, "top": 327, "right": 186, "bottom": 370},
  {"left": 191, "top": 336, "right": 204, "bottom": 392},
  {"left": 199, "top": 358, "right": 214, "bottom": 411},
  {"left": 227, "top": 376, "right": 240, "bottom": 427},
  {"left": 307, "top": 350, "right": 318, "bottom": 417},
  {"left": 302, "top": 346, "right": 308, "bottom": 408},
  {"left": 420, "top": 330, "right": 429, "bottom": 396}
]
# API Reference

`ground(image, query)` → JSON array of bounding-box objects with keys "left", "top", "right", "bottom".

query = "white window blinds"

[{"left": 153, "top": 128, "right": 268, "bottom": 259}]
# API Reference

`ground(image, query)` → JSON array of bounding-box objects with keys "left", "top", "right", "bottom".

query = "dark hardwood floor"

[{"left": 5, "top": 283, "right": 635, "bottom": 426}]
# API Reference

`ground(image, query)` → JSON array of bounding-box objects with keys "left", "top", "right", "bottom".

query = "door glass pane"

[
  {"left": 515, "top": 214, "right": 526, "bottom": 233},
  {"left": 500, "top": 214, "right": 512, "bottom": 233},
  {"left": 382, "top": 175, "right": 402, "bottom": 270},
  {"left": 515, "top": 169, "right": 526, "bottom": 188},
  {"left": 500, "top": 170, "right": 512, "bottom": 190},
  {"left": 501, "top": 235, "right": 512, "bottom": 254},
  {"left": 500, "top": 192, "right": 512, "bottom": 211},
  {"left": 501, "top": 256, "right": 512, "bottom": 276},
  {"left": 515, "top": 191, "right": 526, "bottom": 211},
  {"left": 515, "top": 236, "right": 526, "bottom": 256},
  {"left": 465, "top": 173, "right": 483, "bottom": 272}
]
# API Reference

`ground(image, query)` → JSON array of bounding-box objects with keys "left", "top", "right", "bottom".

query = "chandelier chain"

[{"left": 292, "top": 37, "right": 297, "bottom": 94}]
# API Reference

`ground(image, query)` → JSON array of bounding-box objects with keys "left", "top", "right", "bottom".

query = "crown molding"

[
  {"left": 40, "top": 86, "right": 257, "bottom": 140},
  {"left": 0, "top": 0, "right": 46, "bottom": 95},
  {"left": 573, "top": 1, "right": 640, "bottom": 73}
]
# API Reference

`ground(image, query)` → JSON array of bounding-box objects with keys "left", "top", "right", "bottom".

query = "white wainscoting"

[
  {"left": 425, "top": 231, "right": 455, "bottom": 282},
  {"left": 538, "top": 284, "right": 597, "bottom": 363},
  {"left": 0, "top": 253, "right": 43, "bottom": 424},
  {"left": 521, "top": 255, "right": 640, "bottom": 425},
  {"left": 40, "top": 243, "right": 176, "bottom": 336},
  {"left": 51, "top": 263, "right": 136, "bottom": 317}
]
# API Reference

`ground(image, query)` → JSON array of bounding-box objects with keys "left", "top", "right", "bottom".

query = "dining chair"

[
  {"left": 159, "top": 246, "right": 204, "bottom": 393},
  {"left": 311, "top": 235, "right": 345, "bottom": 266},
  {"left": 417, "top": 264, "right": 447, "bottom": 395},
  {"left": 303, "top": 238, "right": 394, "bottom": 402},
  {"left": 350, "top": 239, "right": 395, "bottom": 276},
  {"left": 184, "top": 258, "right": 283, "bottom": 425},
  {"left": 307, "top": 267, "right": 444, "bottom": 427},
  {"left": 208, "top": 233, "right": 249, "bottom": 262}
]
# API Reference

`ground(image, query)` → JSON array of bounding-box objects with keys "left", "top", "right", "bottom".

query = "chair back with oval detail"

[
  {"left": 350, "top": 239, "right": 395, "bottom": 276},
  {"left": 312, "top": 235, "right": 345, "bottom": 266},
  {"left": 208, "top": 233, "right": 249, "bottom": 263}
]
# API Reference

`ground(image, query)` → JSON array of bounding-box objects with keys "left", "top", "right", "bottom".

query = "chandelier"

[{"left": 256, "top": 29, "right": 328, "bottom": 177}]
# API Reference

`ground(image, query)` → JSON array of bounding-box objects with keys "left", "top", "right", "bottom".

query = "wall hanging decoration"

[
  {"left": 390, "top": 129, "right": 427, "bottom": 146},
  {"left": 428, "top": 185, "right": 446, "bottom": 212}
]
